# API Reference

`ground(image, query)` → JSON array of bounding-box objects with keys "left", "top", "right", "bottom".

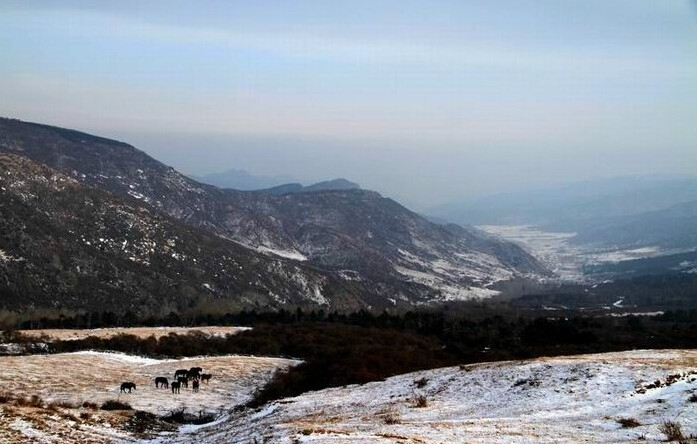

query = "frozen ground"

[
  {"left": 18, "top": 326, "right": 250, "bottom": 341},
  {"left": 180, "top": 349, "right": 697, "bottom": 444},
  {"left": 0, "top": 351, "right": 299, "bottom": 444}
]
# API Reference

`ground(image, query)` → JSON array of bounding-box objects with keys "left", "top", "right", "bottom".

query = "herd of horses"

[{"left": 119, "top": 367, "right": 212, "bottom": 395}]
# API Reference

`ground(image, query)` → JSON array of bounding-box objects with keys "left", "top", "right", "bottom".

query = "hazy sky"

[{"left": 1, "top": 1, "right": 696, "bottom": 209}]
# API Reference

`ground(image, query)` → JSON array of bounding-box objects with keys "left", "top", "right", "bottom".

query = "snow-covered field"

[
  {"left": 181, "top": 349, "right": 697, "bottom": 444},
  {"left": 0, "top": 351, "right": 299, "bottom": 444},
  {"left": 2, "top": 349, "right": 695, "bottom": 443},
  {"left": 18, "top": 326, "right": 250, "bottom": 341}
]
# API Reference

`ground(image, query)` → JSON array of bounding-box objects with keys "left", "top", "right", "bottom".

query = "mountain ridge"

[{"left": 0, "top": 117, "right": 548, "bottom": 310}]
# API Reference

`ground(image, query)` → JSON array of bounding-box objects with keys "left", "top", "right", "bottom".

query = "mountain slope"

[
  {"left": 0, "top": 118, "right": 547, "bottom": 304},
  {"left": 0, "top": 153, "right": 369, "bottom": 313}
]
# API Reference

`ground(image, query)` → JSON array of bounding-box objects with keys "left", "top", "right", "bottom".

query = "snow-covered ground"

[
  {"left": 179, "top": 349, "right": 697, "bottom": 444},
  {"left": 0, "top": 351, "right": 299, "bottom": 444},
  {"left": 0, "top": 351, "right": 298, "bottom": 416}
]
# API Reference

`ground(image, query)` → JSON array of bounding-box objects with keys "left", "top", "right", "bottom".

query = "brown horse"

[
  {"left": 200, "top": 374, "right": 212, "bottom": 383},
  {"left": 171, "top": 381, "right": 181, "bottom": 394},
  {"left": 155, "top": 377, "right": 168, "bottom": 388},
  {"left": 192, "top": 379, "right": 200, "bottom": 393}
]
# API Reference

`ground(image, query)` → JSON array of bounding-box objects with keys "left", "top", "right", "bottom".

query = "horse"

[
  {"left": 174, "top": 369, "right": 189, "bottom": 379},
  {"left": 155, "top": 377, "right": 169, "bottom": 388},
  {"left": 200, "top": 374, "right": 212, "bottom": 383},
  {"left": 177, "top": 376, "right": 189, "bottom": 388},
  {"left": 192, "top": 379, "right": 200, "bottom": 393},
  {"left": 120, "top": 382, "right": 136, "bottom": 393},
  {"left": 188, "top": 367, "right": 203, "bottom": 380},
  {"left": 171, "top": 381, "right": 181, "bottom": 394}
]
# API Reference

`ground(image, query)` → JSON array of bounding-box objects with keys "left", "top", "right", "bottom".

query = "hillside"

[
  {"left": 0, "top": 118, "right": 547, "bottom": 305},
  {"left": 182, "top": 350, "right": 697, "bottom": 444},
  {"left": 0, "top": 153, "right": 371, "bottom": 313}
]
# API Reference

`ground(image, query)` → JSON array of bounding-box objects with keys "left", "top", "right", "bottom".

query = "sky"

[{"left": 1, "top": 1, "right": 696, "bottom": 209}]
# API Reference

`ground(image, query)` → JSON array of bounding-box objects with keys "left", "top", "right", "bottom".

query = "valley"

[{"left": 479, "top": 225, "right": 697, "bottom": 283}]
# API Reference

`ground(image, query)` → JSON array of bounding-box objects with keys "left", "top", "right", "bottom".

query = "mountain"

[
  {"left": 0, "top": 153, "right": 368, "bottom": 314},
  {"left": 191, "top": 168, "right": 295, "bottom": 190},
  {"left": 429, "top": 176, "right": 697, "bottom": 231},
  {"left": 262, "top": 178, "right": 360, "bottom": 195},
  {"left": 0, "top": 118, "right": 547, "bottom": 309},
  {"left": 570, "top": 199, "right": 697, "bottom": 250}
]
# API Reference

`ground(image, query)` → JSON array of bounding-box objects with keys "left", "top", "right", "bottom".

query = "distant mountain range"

[
  {"left": 191, "top": 168, "right": 295, "bottom": 190},
  {"left": 0, "top": 118, "right": 546, "bottom": 313},
  {"left": 191, "top": 168, "right": 360, "bottom": 196},
  {"left": 429, "top": 176, "right": 697, "bottom": 252}
]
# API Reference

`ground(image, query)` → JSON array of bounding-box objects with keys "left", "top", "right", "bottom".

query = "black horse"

[
  {"left": 192, "top": 379, "right": 200, "bottom": 393},
  {"left": 174, "top": 369, "right": 189, "bottom": 379},
  {"left": 155, "top": 377, "right": 169, "bottom": 388},
  {"left": 120, "top": 382, "right": 136, "bottom": 393},
  {"left": 200, "top": 373, "right": 212, "bottom": 383},
  {"left": 171, "top": 381, "right": 181, "bottom": 394},
  {"left": 188, "top": 367, "right": 203, "bottom": 380},
  {"left": 177, "top": 376, "right": 188, "bottom": 388}
]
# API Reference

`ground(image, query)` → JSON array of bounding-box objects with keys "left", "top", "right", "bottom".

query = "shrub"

[
  {"left": 413, "top": 377, "right": 428, "bottom": 388},
  {"left": 82, "top": 401, "right": 99, "bottom": 410},
  {"left": 15, "top": 394, "right": 45, "bottom": 408},
  {"left": 100, "top": 400, "right": 132, "bottom": 411},
  {"left": 689, "top": 393, "right": 697, "bottom": 403},
  {"left": 413, "top": 395, "right": 428, "bottom": 408},
  {"left": 126, "top": 410, "right": 175, "bottom": 435},
  {"left": 79, "top": 412, "right": 91, "bottom": 420},
  {"left": 47, "top": 400, "right": 77, "bottom": 409},
  {"left": 617, "top": 417, "right": 640, "bottom": 428},
  {"left": 161, "top": 407, "right": 216, "bottom": 425},
  {"left": 658, "top": 420, "right": 684, "bottom": 442},
  {"left": 378, "top": 407, "right": 401, "bottom": 425}
]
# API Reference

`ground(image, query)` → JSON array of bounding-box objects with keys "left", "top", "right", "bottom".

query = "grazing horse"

[
  {"left": 188, "top": 367, "right": 203, "bottom": 380},
  {"left": 120, "top": 382, "right": 136, "bottom": 393},
  {"left": 177, "top": 376, "right": 189, "bottom": 388},
  {"left": 155, "top": 377, "right": 169, "bottom": 388},
  {"left": 171, "top": 381, "right": 181, "bottom": 394},
  {"left": 200, "top": 374, "right": 212, "bottom": 383},
  {"left": 192, "top": 379, "right": 200, "bottom": 393},
  {"left": 174, "top": 369, "right": 189, "bottom": 379}
]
